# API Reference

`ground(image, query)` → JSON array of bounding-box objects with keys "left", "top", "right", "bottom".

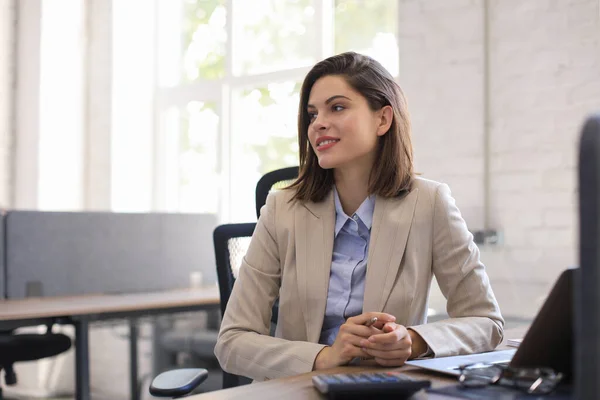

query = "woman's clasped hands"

[{"left": 314, "top": 312, "right": 414, "bottom": 370}]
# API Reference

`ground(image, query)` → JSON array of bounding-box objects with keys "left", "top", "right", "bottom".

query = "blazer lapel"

[
  {"left": 295, "top": 190, "right": 335, "bottom": 343},
  {"left": 363, "top": 188, "right": 419, "bottom": 312}
]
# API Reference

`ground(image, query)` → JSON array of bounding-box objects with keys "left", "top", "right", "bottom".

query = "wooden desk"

[
  {"left": 0, "top": 287, "right": 220, "bottom": 400},
  {"left": 186, "top": 326, "right": 528, "bottom": 400},
  {"left": 185, "top": 365, "right": 455, "bottom": 400}
]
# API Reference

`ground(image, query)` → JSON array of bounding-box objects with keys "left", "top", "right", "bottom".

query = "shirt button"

[{"left": 352, "top": 215, "right": 359, "bottom": 221}]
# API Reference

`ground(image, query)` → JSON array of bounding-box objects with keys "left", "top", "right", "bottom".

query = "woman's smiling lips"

[{"left": 315, "top": 136, "right": 340, "bottom": 151}]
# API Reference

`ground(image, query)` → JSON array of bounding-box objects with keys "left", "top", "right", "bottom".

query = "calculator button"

[
  {"left": 374, "top": 373, "right": 391, "bottom": 379},
  {"left": 359, "top": 374, "right": 375, "bottom": 382},
  {"left": 321, "top": 376, "right": 341, "bottom": 384},
  {"left": 333, "top": 374, "right": 354, "bottom": 383}
]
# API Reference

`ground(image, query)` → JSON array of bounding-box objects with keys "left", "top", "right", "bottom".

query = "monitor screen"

[{"left": 576, "top": 113, "right": 600, "bottom": 399}]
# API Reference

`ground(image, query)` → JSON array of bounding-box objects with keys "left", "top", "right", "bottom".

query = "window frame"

[
  {"left": 13, "top": 0, "right": 400, "bottom": 217},
  {"left": 152, "top": 0, "right": 335, "bottom": 222}
]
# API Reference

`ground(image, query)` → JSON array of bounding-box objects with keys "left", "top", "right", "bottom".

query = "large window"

[
  {"left": 37, "top": 0, "right": 85, "bottom": 210},
  {"left": 112, "top": 0, "right": 399, "bottom": 222}
]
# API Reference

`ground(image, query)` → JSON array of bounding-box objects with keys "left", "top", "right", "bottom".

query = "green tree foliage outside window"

[
  {"left": 182, "top": 0, "right": 226, "bottom": 81},
  {"left": 181, "top": 0, "right": 397, "bottom": 178},
  {"left": 334, "top": 0, "right": 397, "bottom": 54}
]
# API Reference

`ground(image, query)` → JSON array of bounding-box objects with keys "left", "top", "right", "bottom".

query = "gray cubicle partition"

[{"left": 4, "top": 211, "right": 218, "bottom": 299}]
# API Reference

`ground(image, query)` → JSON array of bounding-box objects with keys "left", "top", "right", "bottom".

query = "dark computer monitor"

[{"left": 576, "top": 113, "right": 600, "bottom": 399}]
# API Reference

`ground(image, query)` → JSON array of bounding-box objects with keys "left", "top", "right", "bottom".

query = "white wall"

[
  {"left": 400, "top": 0, "right": 486, "bottom": 230},
  {"left": 399, "top": 0, "right": 600, "bottom": 318},
  {"left": 0, "top": 0, "right": 14, "bottom": 207}
]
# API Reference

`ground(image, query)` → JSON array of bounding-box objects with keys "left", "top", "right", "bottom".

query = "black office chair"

[
  {"left": 151, "top": 223, "right": 256, "bottom": 397},
  {"left": 0, "top": 324, "right": 71, "bottom": 400},
  {"left": 213, "top": 223, "right": 259, "bottom": 389},
  {"left": 150, "top": 167, "right": 299, "bottom": 398},
  {"left": 255, "top": 166, "right": 299, "bottom": 219},
  {"left": 253, "top": 166, "right": 298, "bottom": 327}
]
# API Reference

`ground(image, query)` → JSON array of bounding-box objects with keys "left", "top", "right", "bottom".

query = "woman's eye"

[
  {"left": 308, "top": 112, "right": 317, "bottom": 121},
  {"left": 332, "top": 105, "right": 345, "bottom": 112}
]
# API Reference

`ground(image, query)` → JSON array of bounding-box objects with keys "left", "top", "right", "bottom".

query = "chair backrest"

[
  {"left": 213, "top": 223, "right": 256, "bottom": 389},
  {"left": 254, "top": 167, "right": 298, "bottom": 324},
  {"left": 213, "top": 223, "right": 256, "bottom": 319},
  {"left": 213, "top": 167, "right": 299, "bottom": 389},
  {"left": 255, "top": 166, "right": 299, "bottom": 219}
]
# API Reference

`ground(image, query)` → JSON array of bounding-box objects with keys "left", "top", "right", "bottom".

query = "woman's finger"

[
  {"left": 367, "top": 323, "right": 409, "bottom": 345},
  {"left": 360, "top": 336, "right": 411, "bottom": 351},
  {"left": 374, "top": 357, "right": 408, "bottom": 367},
  {"left": 339, "top": 322, "right": 383, "bottom": 339},
  {"left": 346, "top": 312, "right": 396, "bottom": 326},
  {"left": 362, "top": 347, "right": 411, "bottom": 360}
]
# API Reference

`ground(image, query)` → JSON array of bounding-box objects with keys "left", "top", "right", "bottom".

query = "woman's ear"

[{"left": 376, "top": 105, "right": 393, "bottom": 136}]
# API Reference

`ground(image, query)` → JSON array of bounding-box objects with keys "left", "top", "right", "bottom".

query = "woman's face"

[{"left": 306, "top": 75, "right": 391, "bottom": 171}]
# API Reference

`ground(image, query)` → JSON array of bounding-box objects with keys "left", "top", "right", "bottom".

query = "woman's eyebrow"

[{"left": 307, "top": 95, "right": 352, "bottom": 109}]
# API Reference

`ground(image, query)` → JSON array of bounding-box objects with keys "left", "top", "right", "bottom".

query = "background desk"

[
  {"left": 0, "top": 287, "right": 220, "bottom": 400},
  {"left": 186, "top": 326, "right": 528, "bottom": 400}
]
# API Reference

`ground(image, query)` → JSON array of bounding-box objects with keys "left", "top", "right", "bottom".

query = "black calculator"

[{"left": 312, "top": 371, "right": 431, "bottom": 399}]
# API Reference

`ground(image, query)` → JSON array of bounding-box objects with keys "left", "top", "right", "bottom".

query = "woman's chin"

[{"left": 317, "top": 158, "right": 336, "bottom": 170}]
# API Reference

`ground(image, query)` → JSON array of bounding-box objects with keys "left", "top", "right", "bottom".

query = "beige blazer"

[{"left": 214, "top": 177, "right": 504, "bottom": 381}]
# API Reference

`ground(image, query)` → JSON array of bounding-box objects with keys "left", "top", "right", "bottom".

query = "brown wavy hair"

[{"left": 288, "top": 52, "right": 414, "bottom": 203}]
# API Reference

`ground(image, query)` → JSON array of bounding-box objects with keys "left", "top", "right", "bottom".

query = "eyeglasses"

[{"left": 457, "top": 362, "right": 564, "bottom": 395}]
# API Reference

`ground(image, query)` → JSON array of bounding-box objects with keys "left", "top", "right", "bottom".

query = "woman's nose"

[{"left": 312, "top": 114, "right": 329, "bottom": 130}]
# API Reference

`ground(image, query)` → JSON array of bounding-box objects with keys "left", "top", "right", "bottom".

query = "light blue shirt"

[{"left": 319, "top": 187, "right": 375, "bottom": 346}]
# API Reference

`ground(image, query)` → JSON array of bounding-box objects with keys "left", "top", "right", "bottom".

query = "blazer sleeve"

[
  {"left": 409, "top": 183, "right": 505, "bottom": 357},
  {"left": 214, "top": 192, "right": 327, "bottom": 381}
]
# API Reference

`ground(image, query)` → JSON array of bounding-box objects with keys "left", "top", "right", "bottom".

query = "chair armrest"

[{"left": 149, "top": 368, "right": 208, "bottom": 398}]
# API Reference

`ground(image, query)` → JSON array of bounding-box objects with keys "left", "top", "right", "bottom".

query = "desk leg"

[
  {"left": 74, "top": 318, "right": 90, "bottom": 400},
  {"left": 130, "top": 318, "right": 139, "bottom": 400}
]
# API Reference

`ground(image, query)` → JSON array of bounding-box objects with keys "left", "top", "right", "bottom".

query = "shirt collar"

[{"left": 333, "top": 186, "right": 376, "bottom": 236}]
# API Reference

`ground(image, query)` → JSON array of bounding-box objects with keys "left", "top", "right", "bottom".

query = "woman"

[{"left": 214, "top": 52, "right": 504, "bottom": 381}]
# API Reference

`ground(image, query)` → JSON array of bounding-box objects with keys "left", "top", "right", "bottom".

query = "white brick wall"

[
  {"left": 487, "top": 0, "right": 599, "bottom": 317},
  {"left": 400, "top": 0, "right": 486, "bottom": 229},
  {"left": 0, "top": 0, "right": 14, "bottom": 207},
  {"left": 399, "top": 0, "right": 600, "bottom": 318}
]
